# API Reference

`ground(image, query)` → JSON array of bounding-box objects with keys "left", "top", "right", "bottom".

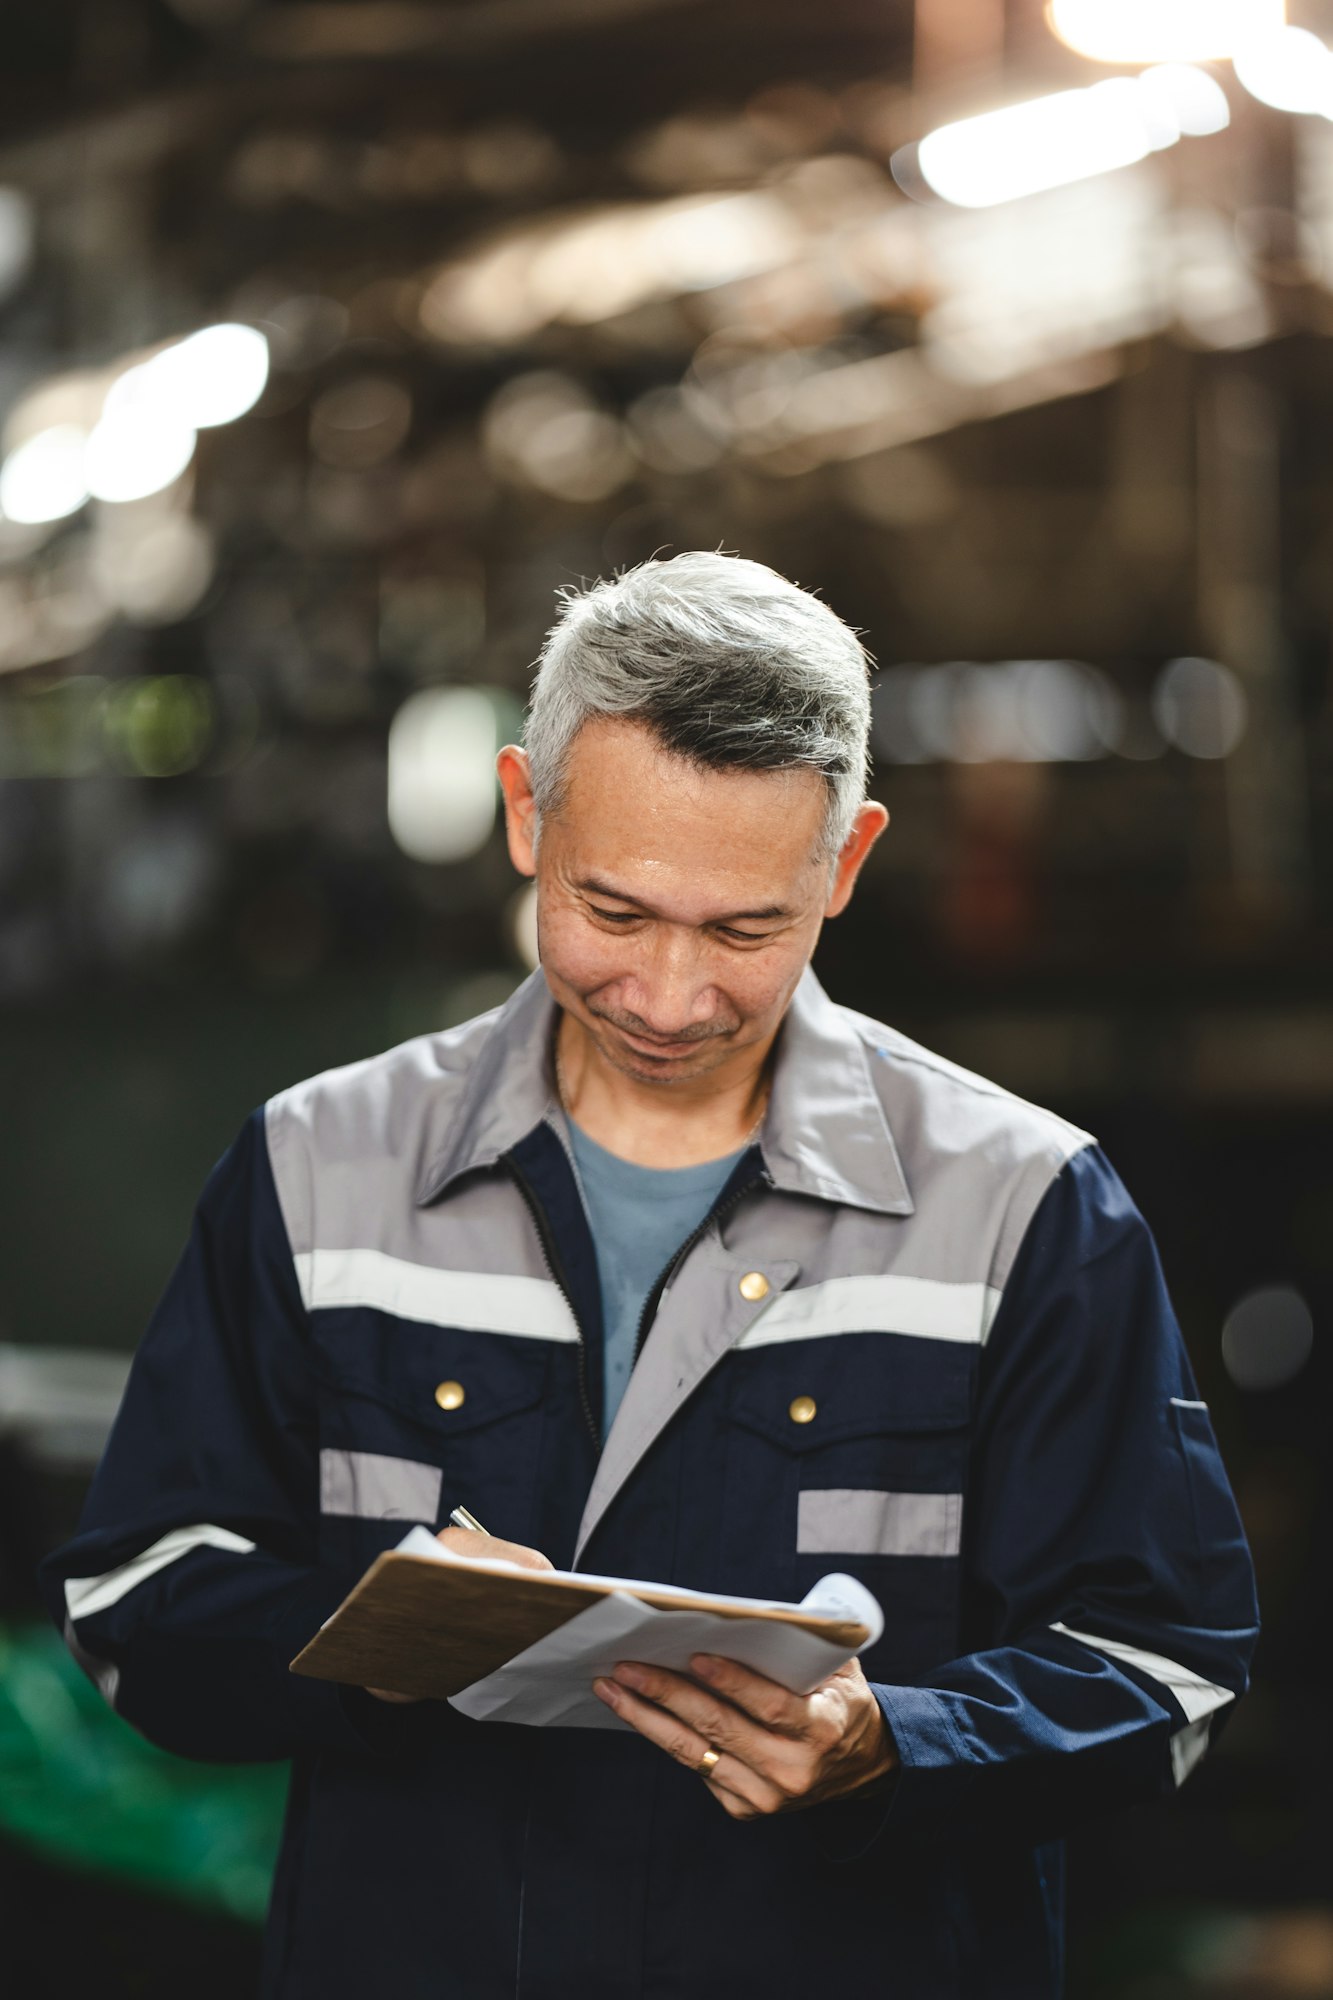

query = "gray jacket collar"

[{"left": 414, "top": 965, "right": 913, "bottom": 1217}]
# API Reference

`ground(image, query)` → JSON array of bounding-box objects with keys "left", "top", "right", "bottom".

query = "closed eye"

[{"left": 588, "top": 905, "right": 775, "bottom": 941}]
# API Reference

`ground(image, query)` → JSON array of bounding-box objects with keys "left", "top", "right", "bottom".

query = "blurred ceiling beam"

[{"left": 248, "top": 0, "right": 708, "bottom": 62}]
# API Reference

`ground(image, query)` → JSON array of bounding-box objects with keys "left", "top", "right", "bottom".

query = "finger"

[
  {"left": 612, "top": 1661, "right": 833, "bottom": 1806},
  {"left": 688, "top": 1654, "right": 811, "bottom": 1734},
  {"left": 610, "top": 1661, "right": 774, "bottom": 1766},
  {"left": 594, "top": 1679, "right": 785, "bottom": 1816},
  {"left": 611, "top": 1661, "right": 831, "bottom": 1798},
  {"left": 433, "top": 1528, "right": 555, "bottom": 1571}
]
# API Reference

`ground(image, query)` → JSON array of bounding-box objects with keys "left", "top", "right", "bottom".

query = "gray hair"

[{"left": 524, "top": 552, "right": 873, "bottom": 862}]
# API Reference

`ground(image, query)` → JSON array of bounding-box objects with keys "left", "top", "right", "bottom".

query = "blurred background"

[{"left": 0, "top": 1, "right": 1329, "bottom": 1993}]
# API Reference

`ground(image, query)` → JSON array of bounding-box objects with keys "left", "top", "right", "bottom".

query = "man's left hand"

[{"left": 592, "top": 1653, "right": 897, "bottom": 1819}]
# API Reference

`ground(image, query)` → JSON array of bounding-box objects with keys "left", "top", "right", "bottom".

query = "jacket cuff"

[
  {"left": 272, "top": 1571, "right": 449, "bottom": 1760},
  {"left": 816, "top": 1682, "right": 971, "bottom": 1862}
]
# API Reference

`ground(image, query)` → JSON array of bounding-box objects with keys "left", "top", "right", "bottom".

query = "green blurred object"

[{"left": 0, "top": 1621, "right": 287, "bottom": 1922}]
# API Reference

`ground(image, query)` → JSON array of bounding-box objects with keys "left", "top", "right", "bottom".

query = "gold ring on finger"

[{"left": 695, "top": 1746, "right": 721, "bottom": 1778}]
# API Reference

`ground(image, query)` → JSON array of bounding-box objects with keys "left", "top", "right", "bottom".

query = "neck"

[{"left": 555, "top": 1012, "right": 773, "bottom": 1169}]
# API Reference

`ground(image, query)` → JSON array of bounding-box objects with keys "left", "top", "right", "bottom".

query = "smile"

[{"left": 614, "top": 1025, "right": 715, "bottom": 1059}]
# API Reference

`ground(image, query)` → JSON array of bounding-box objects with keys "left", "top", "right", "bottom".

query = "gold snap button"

[
  {"left": 738, "top": 1270, "right": 770, "bottom": 1302},
  {"left": 434, "top": 1379, "right": 465, "bottom": 1412},
  {"left": 788, "top": 1395, "right": 817, "bottom": 1425}
]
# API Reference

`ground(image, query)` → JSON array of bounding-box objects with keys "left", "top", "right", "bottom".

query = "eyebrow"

[{"left": 575, "top": 876, "right": 793, "bottom": 924}]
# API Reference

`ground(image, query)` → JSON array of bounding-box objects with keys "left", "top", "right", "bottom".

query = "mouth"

[{"left": 612, "top": 1024, "right": 719, "bottom": 1061}]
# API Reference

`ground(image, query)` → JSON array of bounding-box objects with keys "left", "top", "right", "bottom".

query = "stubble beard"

[{"left": 578, "top": 998, "right": 741, "bottom": 1089}]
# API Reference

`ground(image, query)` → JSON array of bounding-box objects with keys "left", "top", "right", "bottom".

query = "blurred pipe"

[
  {"left": 1046, "top": 0, "right": 1285, "bottom": 66},
  {"left": 1196, "top": 365, "right": 1310, "bottom": 916}
]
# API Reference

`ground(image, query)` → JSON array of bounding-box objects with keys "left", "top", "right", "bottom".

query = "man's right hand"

[{"left": 365, "top": 1526, "right": 554, "bottom": 1704}]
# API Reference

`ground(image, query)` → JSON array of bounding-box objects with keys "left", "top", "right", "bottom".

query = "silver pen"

[{"left": 448, "top": 1505, "right": 489, "bottom": 1535}]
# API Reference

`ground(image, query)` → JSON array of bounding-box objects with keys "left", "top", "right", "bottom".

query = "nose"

[{"left": 621, "top": 925, "right": 719, "bottom": 1036}]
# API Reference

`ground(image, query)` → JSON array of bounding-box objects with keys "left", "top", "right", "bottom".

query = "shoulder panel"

[
  {"left": 263, "top": 1007, "right": 502, "bottom": 1258},
  {"left": 838, "top": 1004, "right": 1096, "bottom": 1292}
]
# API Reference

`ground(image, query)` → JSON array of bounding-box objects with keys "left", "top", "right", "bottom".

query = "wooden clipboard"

[{"left": 290, "top": 1551, "right": 873, "bottom": 1701}]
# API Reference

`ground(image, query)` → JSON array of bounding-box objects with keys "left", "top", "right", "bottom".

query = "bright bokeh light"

[
  {"left": 0, "top": 425, "right": 90, "bottom": 524},
  {"left": 1221, "top": 1285, "right": 1314, "bottom": 1390},
  {"left": 91, "top": 515, "right": 215, "bottom": 625},
  {"left": 509, "top": 882, "right": 540, "bottom": 970},
  {"left": 387, "top": 687, "right": 499, "bottom": 863},
  {"left": 914, "top": 68, "right": 1228, "bottom": 210},
  {"left": 874, "top": 660, "right": 1121, "bottom": 764},
  {"left": 0, "top": 188, "right": 34, "bottom": 303},
  {"left": 482, "top": 372, "right": 632, "bottom": 501},
  {"left": 421, "top": 193, "right": 793, "bottom": 344},
  {"left": 1152, "top": 656, "right": 1248, "bottom": 758},
  {"left": 2, "top": 371, "right": 106, "bottom": 454},
  {"left": 102, "top": 675, "right": 216, "bottom": 778},
  {"left": 1047, "top": 0, "right": 1284, "bottom": 65},
  {"left": 1017, "top": 660, "right": 1122, "bottom": 759},
  {"left": 1136, "top": 64, "right": 1233, "bottom": 140},
  {"left": 85, "top": 410, "right": 196, "bottom": 504},
  {"left": 106, "top": 324, "right": 269, "bottom": 431},
  {"left": 1234, "top": 26, "right": 1333, "bottom": 116}
]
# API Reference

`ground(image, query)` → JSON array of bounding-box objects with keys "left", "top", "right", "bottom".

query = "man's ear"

[
  {"left": 824, "top": 801, "right": 889, "bottom": 919},
  {"left": 496, "top": 745, "right": 539, "bottom": 878}
]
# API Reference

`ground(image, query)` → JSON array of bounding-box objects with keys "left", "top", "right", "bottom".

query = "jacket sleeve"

[
  {"left": 37, "top": 1108, "right": 426, "bottom": 1764},
  {"left": 860, "top": 1143, "right": 1259, "bottom": 1851}
]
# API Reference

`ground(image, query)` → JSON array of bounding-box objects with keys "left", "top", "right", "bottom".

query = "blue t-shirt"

[{"left": 565, "top": 1120, "right": 744, "bottom": 1439}]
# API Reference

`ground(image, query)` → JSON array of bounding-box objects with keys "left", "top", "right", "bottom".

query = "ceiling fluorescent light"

[
  {"left": 1047, "top": 0, "right": 1284, "bottom": 66},
  {"left": 1233, "top": 26, "right": 1333, "bottom": 116},
  {"left": 913, "top": 68, "right": 1228, "bottom": 209}
]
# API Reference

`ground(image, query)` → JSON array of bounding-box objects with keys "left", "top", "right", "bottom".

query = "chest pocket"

[
  {"left": 720, "top": 1334, "right": 974, "bottom": 1684},
  {"left": 311, "top": 1314, "right": 552, "bottom": 1559}
]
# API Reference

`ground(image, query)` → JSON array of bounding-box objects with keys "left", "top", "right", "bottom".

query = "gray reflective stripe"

[
  {"left": 1170, "top": 1715, "right": 1213, "bottom": 1786},
  {"left": 736, "top": 1274, "right": 1003, "bottom": 1350},
  {"left": 797, "top": 1487, "right": 963, "bottom": 1558},
  {"left": 320, "top": 1448, "right": 443, "bottom": 1522},
  {"left": 1049, "top": 1621, "right": 1235, "bottom": 1724},
  {"left": 64, "top": 1523, "right": 257, "bottom": 1622},
  {"left": 1170, "top": 1397, "right": 1208, "bottom": 1409},
  {"left": 63, "top": 1614, "right": 121, "bottom": 1708},
  {"left": 293, "top": 1250, "right": 579, "bottom": 1342}
]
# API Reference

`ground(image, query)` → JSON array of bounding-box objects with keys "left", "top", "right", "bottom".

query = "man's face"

[{"left": 499, "top": 717, "right": 878, "bottom": 1089}]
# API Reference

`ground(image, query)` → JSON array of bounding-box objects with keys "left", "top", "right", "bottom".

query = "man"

[{"left": 42, "top": 553, "right": 1258, "bottom": 1998}]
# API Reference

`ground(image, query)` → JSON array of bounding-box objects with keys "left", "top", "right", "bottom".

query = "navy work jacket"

[{"left": 41, "top": 969, "right": 1260, "bottom": 1998}]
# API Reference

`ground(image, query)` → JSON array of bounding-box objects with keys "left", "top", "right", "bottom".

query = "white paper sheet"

[{"left": 392, "top": 1527, "right": 884, "bottom": 1732}]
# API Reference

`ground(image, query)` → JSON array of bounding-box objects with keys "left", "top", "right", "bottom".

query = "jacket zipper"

[
  {"left": 505, "top": 1157, "right": 600, "bottom": 1448},
  {"left": 630, "top": 1163, "right": 770, "bottom": 1364}
]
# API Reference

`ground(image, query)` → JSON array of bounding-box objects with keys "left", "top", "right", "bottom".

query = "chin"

[
  {"left": 597, "top": 1038, "right": 708, "bottom": 1084},
  {"left": 597, "top": 1027, "right": 734, "bottom": 1085}
]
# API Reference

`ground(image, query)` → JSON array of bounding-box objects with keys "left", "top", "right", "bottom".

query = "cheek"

[
  {"left": 539, "top": 901, "right": 809, "bottom": 1021},
  {"left": 538, "top": 907, "right": 623, "bottom": 993},
  {"left": 721, "top": 958, "right": 801, "bottom": 1022}
]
